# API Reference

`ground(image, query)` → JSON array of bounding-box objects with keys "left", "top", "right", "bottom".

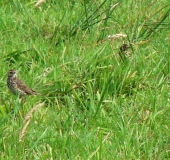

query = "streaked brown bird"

[
  {"left": 118, "top": 44, "right": 131, "bottom": 61},
  {"left": 7, "top": 69, "right": 38, "bottom": 97}
]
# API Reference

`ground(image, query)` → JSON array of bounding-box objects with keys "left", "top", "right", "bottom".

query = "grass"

[{"left": 0, "top": 0, "right": 170, "bottom": 159}]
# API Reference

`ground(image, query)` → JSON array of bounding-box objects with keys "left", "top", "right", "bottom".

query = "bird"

[
  {"left": 118, "top": 44, "right": 131, "bottom": 61},
  {"left": 7, "top": 69, "right": 38, "bottom": 97}
]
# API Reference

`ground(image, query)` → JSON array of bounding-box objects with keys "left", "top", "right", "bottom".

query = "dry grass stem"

[
  {"left": 35, "top": 0, "right": 46, "bottom": 8},
  {"left": 107, "top": 34, "right": 127, "bottom": 39},
  {"left": 19, "top": 102, "right": 45, "bottom": 142},
  {"left": 19, "top": 119, "right": 31, "bottom": 142}
]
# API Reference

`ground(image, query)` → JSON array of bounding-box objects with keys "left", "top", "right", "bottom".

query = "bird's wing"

[{"left": 16, "top": 78, "right": 38, "bottom": 95}]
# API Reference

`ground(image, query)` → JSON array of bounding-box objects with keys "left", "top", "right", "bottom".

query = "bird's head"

[{"left": 8, "top": 69, "right": 17, "bottom": 78}]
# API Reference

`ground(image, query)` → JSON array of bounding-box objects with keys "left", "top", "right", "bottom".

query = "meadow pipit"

[
  {"left": 7, "top": 69, "right": 38, "bottom": 97},
  {"left": 118, "top": 44, "right": 131, "bottom": 61}
]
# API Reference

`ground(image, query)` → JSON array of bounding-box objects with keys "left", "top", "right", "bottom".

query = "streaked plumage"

[
  {"left": 7, "top": 69, "right": 38, "bottom": 97},
  {"left": 118, "top": 44, "right": 131, "bottom": 61}
]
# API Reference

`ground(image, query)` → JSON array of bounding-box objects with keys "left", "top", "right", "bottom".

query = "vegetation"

[{"left": 0, "top": 0, "right": 170, "bottom": 159}]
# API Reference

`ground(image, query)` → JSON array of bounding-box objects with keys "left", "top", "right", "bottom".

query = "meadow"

[{"left": 0, "top": 0, "right": 170, "bottom": 159}]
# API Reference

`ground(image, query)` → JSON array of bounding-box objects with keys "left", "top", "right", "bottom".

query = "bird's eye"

[{"left": 9, "top": 70, "right": 15, "bottom": 74}]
